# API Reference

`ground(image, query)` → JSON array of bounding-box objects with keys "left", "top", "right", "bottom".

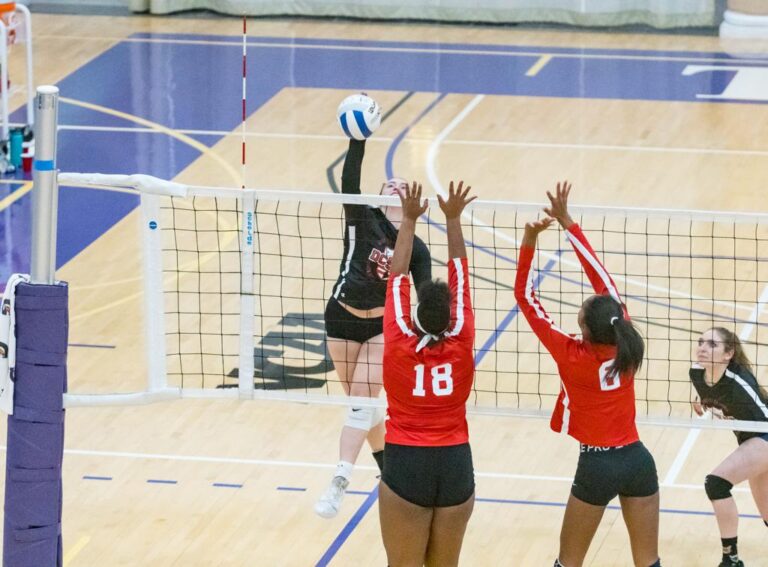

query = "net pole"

[
  {"left": 30, "top": 86, "right": 59, "bottom": 284},
  {"left": 4, "top": 84, "right": 66, "bottom": 566}
]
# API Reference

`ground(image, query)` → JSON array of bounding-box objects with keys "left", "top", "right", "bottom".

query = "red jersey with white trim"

[
  {"left": 514, "top": 224, "right": 639, "bottom": 447},
  {"left": 383, "top": 257, "right": 475, "bottom": 446}
]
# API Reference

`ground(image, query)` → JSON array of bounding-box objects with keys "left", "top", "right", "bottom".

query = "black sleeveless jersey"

[
  {"left": 331, "top": 140, "right": 431, "bottom": 310},
  {"left": 689, "top": 362, "right": 768, "bottom": 444}
]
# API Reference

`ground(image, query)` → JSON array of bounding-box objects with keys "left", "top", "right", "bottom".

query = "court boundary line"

[
  {"left": 46, "top": 123, "right": 768, "bottom": 159},
  {"left": 2, "top": 446, "right": 749, "bottom": 493},
  {"left": 38, "top": 33, "right": 768, "bottom": 67}
]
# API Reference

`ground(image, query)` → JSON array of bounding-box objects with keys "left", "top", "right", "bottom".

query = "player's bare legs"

[
  {"left": 318, "top": 336, "right": 384, "bottom": 518},
  {"left": 424, "top": 494, "right": 475, "bottom": 567},
  {"left": 326, "top": 337, "right": 362, "bottom": 395},
  {"left": 379, "top": 480, "right": 433, "bottom": 567},
  {"left": 557, "top": 495, "right": 605, "bottom": 567},
  {"left": 748, "top": 467, "right": 768, "bottom": 523},
  {"left": 619, "top": 492, "right": 660, "bottom": 567},
  {"left": 340, "top": 334, "right": 384, "bottom": 463}
]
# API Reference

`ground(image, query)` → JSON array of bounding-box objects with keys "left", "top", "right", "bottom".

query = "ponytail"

[
  {"left": 583, "top": 295, "right": 644, "bottom": 378},
  {"left": 610, "top": 317, "right": 645, "bottom": 378}
]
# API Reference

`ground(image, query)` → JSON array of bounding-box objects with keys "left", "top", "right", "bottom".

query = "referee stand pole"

[{"left": 4, "top": 86, "right": 66, "bottom": 567}]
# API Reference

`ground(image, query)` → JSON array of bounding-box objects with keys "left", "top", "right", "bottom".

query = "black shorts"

[
  {"left": 381, "top": 442, "right": 475, "bottom": 508},
  {"left": 571, "top": 441, "right": 658, "bottom": 506},
  {"left": 324, "top": 298, "right": 383, "bottom": 344},
  {"left": 737, "top": 431, "right": 768, "bottom": 445}
]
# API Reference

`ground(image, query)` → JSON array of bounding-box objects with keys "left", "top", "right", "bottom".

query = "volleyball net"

[{"left": 58, "top": 172, "right": 768, "bottom": 433}]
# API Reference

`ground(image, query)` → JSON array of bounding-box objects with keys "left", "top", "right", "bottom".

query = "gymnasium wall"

[{"left": 125, "top": 0, "right": 718, "bottom": 28}]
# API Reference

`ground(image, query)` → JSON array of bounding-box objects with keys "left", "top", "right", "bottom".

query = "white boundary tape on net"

[{"left": 58, "top": 171, "right": 768, "bottom": 224}]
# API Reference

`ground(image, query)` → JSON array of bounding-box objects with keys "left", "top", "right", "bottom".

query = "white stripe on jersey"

[
  {"left": 566, "top": 230, "right": 621, "bottom": 304},
  {"left": 445, "top": 258, "right": 465, "bottom": 337},
  {"left": 393, "top": 275, "right": 415, "bottom": 338},
  {"left": 726, "top": 368, "right": 768, "bottom": 419},
  {"left": 333, "top": 225, "right": 356, "bottom": 299},
  {"left": 560, "top": 381, "right": 571, "bottom": 435},
  {"left": 525, "top": 263, "right": 571, "bottom": 339}
]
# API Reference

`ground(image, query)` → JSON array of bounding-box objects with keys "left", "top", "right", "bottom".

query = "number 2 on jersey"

[{"left": 413, "top": 363, "right": 454, "bottom": 397}]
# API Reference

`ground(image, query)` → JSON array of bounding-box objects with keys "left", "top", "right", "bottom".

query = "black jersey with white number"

[
  {"left": 331, "top": 140, "right": 431, "bottom": 310},
  {"left": 689, "top": 362, "right": 768, "bottom": 444}
]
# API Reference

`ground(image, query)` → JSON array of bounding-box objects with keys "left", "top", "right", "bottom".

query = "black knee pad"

[
  {"left": 705, "top": 474, "right": 733, "bottom": 501},
  {"left": 764, "top": 520, "right": 768, "bottom": 528},
  {"left": 648, "top": 559, "right": 661, "bottom": 567}
]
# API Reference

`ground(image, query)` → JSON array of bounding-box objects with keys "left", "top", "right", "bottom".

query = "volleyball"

[{"left": 337, "top": 93, "right": 381, "bottom": 140}]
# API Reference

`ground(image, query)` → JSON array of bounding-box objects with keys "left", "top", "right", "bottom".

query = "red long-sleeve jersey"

[
  {"left": 383, "top": 257, "right": 475, "bottom": 446},
  {"left": 514, "top": 224, "right": 639, "bottom": 447}
]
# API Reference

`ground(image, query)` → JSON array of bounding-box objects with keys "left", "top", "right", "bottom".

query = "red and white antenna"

[{"left": 241, "top": 15, "right": 247, "bottom": 189}]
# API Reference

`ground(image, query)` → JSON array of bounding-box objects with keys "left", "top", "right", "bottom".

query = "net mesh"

[{"left": 158, "top": 190, "right": 768, "bottom": 424}]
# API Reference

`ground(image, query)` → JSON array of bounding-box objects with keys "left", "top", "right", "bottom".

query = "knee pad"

[
  {"left": 705, "top": 474, "right": 733, "bottom": 501},
  {"left": 372, "top": 406, "right": 385, "bottom": 427},
  {"left": 344, "top": 405, "right": 376, "bottom": 431},
  {"left": 648, "top": 559, "right": 661, "bottom": 567},
  {"left": 764, "top": 520, "right": 768, "bottom": 528}
]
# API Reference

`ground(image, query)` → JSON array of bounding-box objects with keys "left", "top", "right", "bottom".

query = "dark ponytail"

[{"left": 583, "top": 295, "right": 644, "bottom": 378}]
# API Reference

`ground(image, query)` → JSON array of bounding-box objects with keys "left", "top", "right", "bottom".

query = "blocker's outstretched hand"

[
  {"left": 438, "top": 180, "right": 476, "bottom": 220},
  {"left": 398, "top": 181, "right": 428, "bottom": 221},
  {"left": 544, "top": 181, "right": 575, "bottom": 230}
]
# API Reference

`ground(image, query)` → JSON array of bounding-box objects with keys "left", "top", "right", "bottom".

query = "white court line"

[
  {"left": 0, "top": 445, "right": 751, "bottom": 492},
  {"left": 662, "top": 428, "right": 703, "bottom": 487},
  {"left": 47, "top": 123, "right": 768, "bottom": 158},
  {"left": 443, "top": 138, "right": 768, "bottom": 158},
  {"left": 662, "top": 282, "right": 768, "bottom": 486},
  {"left": 40, "top": 33, "right": 768, "bottom": 66}
]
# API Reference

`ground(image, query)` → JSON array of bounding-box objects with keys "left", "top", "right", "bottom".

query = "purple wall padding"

[{"left": 3, "top": 282, "right": 67, "bottom": 567}]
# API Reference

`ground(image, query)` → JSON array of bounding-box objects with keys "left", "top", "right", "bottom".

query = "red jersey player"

[
  {"left": 379, "top": 180, "right": 476, "bottom": 567},
  {"left": 515, "top": 182, "right": 661, "bottom": 567}
]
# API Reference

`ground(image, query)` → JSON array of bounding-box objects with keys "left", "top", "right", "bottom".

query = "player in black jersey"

[
  {"left": 316, "top": 137, "right": 431, "bottom": 519},
  {"left": 689, "top": 327, "right": 768, "bottom": 567}
]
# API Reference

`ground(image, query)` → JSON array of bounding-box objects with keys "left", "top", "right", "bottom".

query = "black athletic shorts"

[
  {"left": 381, "top": 442, "right": 475, "bottom": 508},
  {"left": 571, "top": 441, "right": 658, "bottom": 506},
  {"left": 737, "top": 431, "right": 768, "bottom": 445},
  {"left": 324, "top": 298, "right": 383, "bottom": 344}
]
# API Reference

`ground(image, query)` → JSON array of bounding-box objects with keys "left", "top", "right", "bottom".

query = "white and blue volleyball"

[{"left": 337, "top": 94, "right": 382, "bottom": 140}]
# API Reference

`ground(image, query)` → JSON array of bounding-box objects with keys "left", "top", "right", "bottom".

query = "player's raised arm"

[
  {"left": 390, "top": 182, "right": 427, "bottom": 277},
  {"left": 437, "top": 180, "right": 476, "bottom": 260},
  {"left": 545, "top": 181, "right": 622, "bottom": 303}
]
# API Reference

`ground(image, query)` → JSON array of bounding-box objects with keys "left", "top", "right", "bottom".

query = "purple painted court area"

[{"left": 0, "top": 33, "right": 764, "bottom": 282}]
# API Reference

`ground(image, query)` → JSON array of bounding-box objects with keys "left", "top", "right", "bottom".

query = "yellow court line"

[
  {"left": 59, "top": 96, "right": 243, "bottom": 188},
  {"left": 526, "top": 54, "right": 552, "bottom": 77},
  {"left": 63, "top": 535, "right": 91, "bottom": 566},
  {"left": 0, "top": 181, "right": 33, "bottom": 211}
]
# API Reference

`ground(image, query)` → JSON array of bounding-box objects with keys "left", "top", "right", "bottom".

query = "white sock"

[{"left": 335, "top": 461, "right": 354, "bottom": 481}]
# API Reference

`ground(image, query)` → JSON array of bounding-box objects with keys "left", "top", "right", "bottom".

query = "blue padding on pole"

[{"left": 4, "top": 282, "right": 67, "bottom": 567}]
